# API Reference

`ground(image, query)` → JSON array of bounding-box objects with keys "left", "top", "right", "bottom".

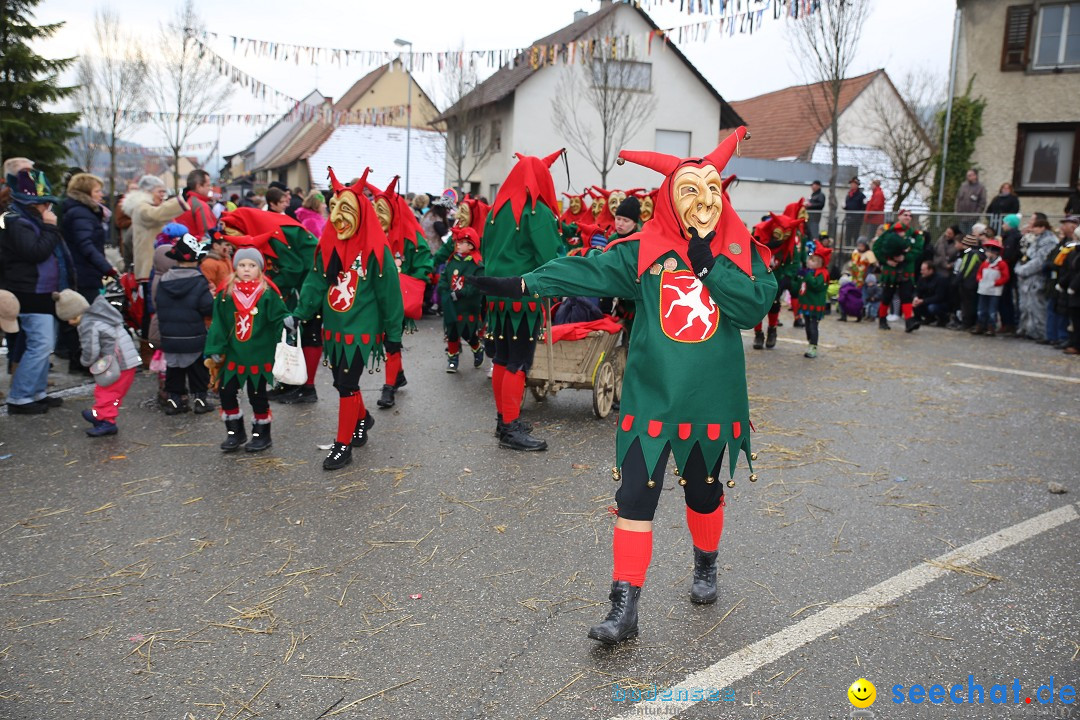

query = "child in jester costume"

[
  {"left": 470, "top": 127, "right": 776, "bottom": 644},
  {"left": 475, "top": 149, "right": 566, "bottom": 452},
  {"left": 871, "top": 208, "right": 927, "bottom": 332},
  {"left": 751, "top": 199, "right": 807, "bottom": 349},
  {"left": 219, "top": 208, "right": 321, "bottom": 404},
  {"left": 366, "top": 176, "right": 436, "bottom": 409},
  {"left": 290, "top": 167, "right": 405, "bottom": 471},
  {"left": 437, "top": 226, "right": 486, "bottom": 372},
  {"left": 204, "top": 248, "right": 288, "bottom": 453},
  {"left": 797, "top": 246, "right": 830, "bottom": 358}
]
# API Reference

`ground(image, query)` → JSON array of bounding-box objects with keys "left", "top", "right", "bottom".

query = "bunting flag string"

[
  {"left": 201, "top": 0, "right": 815, "bottom": 71},
  {"left": 71, "top": 140, "right": 217, "bottom": 156},
  {"left": 84, "top": 104, "right": 412, "bottom": 129}
]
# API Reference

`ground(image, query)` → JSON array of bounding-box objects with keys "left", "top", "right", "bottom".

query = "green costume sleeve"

[
  {"left": 401, "top": 234, "right": 435, "bottom": 279},
  {"left": 803, "top": 271, "right": 826, "bottom": 293},
  {"left": 204, "top": 291, "right": 230, "bottom": 358},
  {"left": 701, "top": 253, "right": 778, "bottom": 330},
  {"left": 432, "top": 241, "right": 453, "bottom": 266},
  {"left": 294, "top": 264, "right": 330, "bottom": 322},
  {"left": 374, "top": 246, "right": 406, "bottom": 344},
  {"left": 522, "top": 241, "right": 641, "bottom": 300},
  {"left": 262, "top": 288, "right": 288, "bottom": 331}
]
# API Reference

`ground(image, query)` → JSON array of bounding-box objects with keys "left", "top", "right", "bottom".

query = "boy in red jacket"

[{"left": 974, "top": 236, "right": 1010, "bottom": 336}]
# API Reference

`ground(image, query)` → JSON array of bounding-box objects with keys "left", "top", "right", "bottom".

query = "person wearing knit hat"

[
  {"left": 53, "top": 289, "right": 91, "bottom": 322},
  {"left": 469, "top": 127, "right": 776, "bottom": 644},
  {"left": 0, "top": 290, "right": 20, "bottom": 334},
  {"left": 232, "top": 247, "right": 264, "bottom": 270},
  {"left": 956, "top": 233, "right": 986, "bottom": 329},
  {"left": 614, "top": 195, "right": 641, "bottom": 230},
  {"left": 158, "top": 234, "right": 216, "bottom": 415}
]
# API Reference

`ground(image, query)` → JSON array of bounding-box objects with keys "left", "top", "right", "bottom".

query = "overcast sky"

[{"left": 33, "top": 0, "right": 956, "bottom": 169}]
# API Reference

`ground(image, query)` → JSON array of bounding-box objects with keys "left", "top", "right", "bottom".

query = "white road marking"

[
  {"left": 607, "top": 503, "right": 1079, "bottom": 719},
  {"left": 950, "top": 362, "right": 1080, "bottom": 384}
]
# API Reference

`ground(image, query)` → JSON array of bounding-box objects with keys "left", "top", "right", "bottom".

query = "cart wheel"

[
  {"left": 611, "top": 346, "right": 627, "bottom": 404},
  {"left": 530, "top": 385, "right": 546, "bottom": 402},
  {"left": 592, "top": 361, "right": 616, "bottom": 419}
]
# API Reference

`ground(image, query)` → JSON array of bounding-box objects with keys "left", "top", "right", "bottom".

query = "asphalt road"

[{"left": 0, "top": 314, "right": 1077, "bottom": 720}]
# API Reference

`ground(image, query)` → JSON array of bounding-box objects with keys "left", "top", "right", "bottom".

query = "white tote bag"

[{"left": 272, "top": 330, "right": 308, "bottom": 386}]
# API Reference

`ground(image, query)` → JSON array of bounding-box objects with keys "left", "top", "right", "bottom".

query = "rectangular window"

[
  {"left": 591, "top": 60, "right": 652, "bottom": 92},
  {"left": 1033, "top": 2, "right": 1080, "bottom": 68},
  {"left": 472, "top": 124, "right": 483, "bottom": 155},
  {"left": 489, "top": 183, "right": 499, "bottom": 201},
  {"left": 490, "top": 119, "right": 502, "bottom": 152},
  {"left": 655, "top": 129, "right": 691, "bottom": 158},
  {"left": 1000, "top": 5, "right": 1033, "bottom": 71},
  {"left": 1012, "top": 123, "right": 1080, "bottom": 194}
]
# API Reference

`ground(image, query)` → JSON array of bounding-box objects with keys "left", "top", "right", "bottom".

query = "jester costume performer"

[
  {"left": 636, "top": 189, "right": 659, "bottom": 224},
  {"left": 796, "top": 246, "right": 830, "bottom": 358},
  {"left": 219, "top": 208, "right": 321, "bottom": 404},
  {"left": 588, "top": 187, "right": 617, "bottom": 235},
  {"left": 437, "top": 226, "right": 486, "bottom": 372},
  {"left": 366, "top": 176, "right": 436, "bottom": 409},
  {"left": 292, "top": 168, "right": 405, "bottom": 470},
  {"left": 479, "top": 149, "right": 565, "bottom": 452},
  {"left": 871, "top": 210, "right": 927, "bottom": 332},
  {"left": 751, "top": 199, "right": 807, "bottom": 350},
  {"left": 471, "top": 127, "right": 775, "bottom": 644},
  {"left": 559, "top": 191, "right": 603, "bottom": 254}
]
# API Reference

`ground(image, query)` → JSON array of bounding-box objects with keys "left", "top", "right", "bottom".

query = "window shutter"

[{"left": 1001, "top": 5, "right": 1033, "bottom": 71}]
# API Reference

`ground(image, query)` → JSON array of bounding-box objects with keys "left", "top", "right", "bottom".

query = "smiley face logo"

[{"left": 848, "top": 678, "right": 876, "bottom": 708}]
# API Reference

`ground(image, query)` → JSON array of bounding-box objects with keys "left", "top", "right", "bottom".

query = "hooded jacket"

[
  {"left": 0, "top": 205, "right": 75, "bottom": 313},
  {"left": 78, "top": 295, "right": 141, "bottom": 370},
  {"left": 155, "top": 267, "right": 214, "bottom": 354},
  {"left": 122, "top": 189, "right": 186, "bottom": 281},
  {"left": 61, "top": 190, "right": 114, "bottom": 288}
]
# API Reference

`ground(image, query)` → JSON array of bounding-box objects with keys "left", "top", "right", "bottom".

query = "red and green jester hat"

[
  {"left": 219, "top": 208, "right": 318, "bottom": 305},
  {"left": 521, "top": 127, "right": 777, "bottom": 481}
]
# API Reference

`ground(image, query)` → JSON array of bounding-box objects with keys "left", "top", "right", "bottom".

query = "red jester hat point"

[
  {"left": 320, "top": 165, "right": 389, "bottom": 273},
  {"left": 490, "top": 148, "right": 564, "bottom": 225},
  {"left": 611, "top": 126, "right": 770, "bottom": 277}
]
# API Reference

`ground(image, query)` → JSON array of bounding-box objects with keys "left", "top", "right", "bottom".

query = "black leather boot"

[
  {"left": 323, "top": 442, "right": 352, "bottom": 470},
  {"left": 220, "top": 418, "right": 246, "bottom": 452},
  {"left": 376, "top": 384, "right": 396, "bottom": 408},
  {"left": 905, "top": 317, "right": 921, "bottom": 333},
  {"left": 765, "top": 326, "right": 777, "bottom": 349},
  {"left": 394, "top": 370, "right": 408, "bottom": 388},
  {"left": 499, "top": 420, "right": 547, "bottom": 451},
  {"left": 352, "top": 412, "right": 374, "bottom": 448},
  {"left": 245, "top": 421, "right": 272, "bottom": 452},
  {"left": 588, "top": 581, "right": 641, "bottom": 644},
  {"left": 164, "top": 393, "right": 188, "bottom": 416},
  {"left": 192, "top": 392, "right": 215, "bottom": 414},
  {"left": 752, "top": 331, "right": 765, "bottom": 350},
  {"left": 879, "top": 317, "right": 890, "bottom": 330},
  {"left": 690, "top": 547, "right": 719, "bottom": 604},
  {"left": 495, "top": 413, "right": 532, "bottom": 437}
]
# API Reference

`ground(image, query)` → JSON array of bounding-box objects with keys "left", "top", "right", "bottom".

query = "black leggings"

[
  {"left": 330, "top": 349, "right": 367, "bottom": 397},
  {"left": 446, "top": 325, "right": 481, "bottom": 348},
  {"left": 804, "top": 316, "right": 819, "bottom": 345},
  {"left": 880, "top": 279, "right": 914, "bottom": 312},
  {"left": 615, "top": 438, "right": 726, "bottom": 521},
  {"left": 220, "top": 376, "right": 269, "bottom": 415},
  {"left": 770, "top": 275, "right": 794, "bottom": 314},
  {"left": 491, "top": 315, "right": 539, "bottom": 374},
  {"left": 165, "top": 360, "right": 209, "bottom": 395}
]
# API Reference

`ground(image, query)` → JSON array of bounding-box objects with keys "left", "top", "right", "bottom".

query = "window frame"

[
  {"left": 1031, "top": 2, "right": 1080, "bottom": 69},
  {"left": 1012, "top": 122, "right": 1080, "bottom": 195},
  {"left": 471, "top": 124, "right": 484, "bottom": 155},
  {"left": 590, "top": 60, "right": 652, "bottom": 93}
]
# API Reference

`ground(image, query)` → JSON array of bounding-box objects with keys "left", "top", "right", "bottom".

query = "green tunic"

[
  {"left": 484, "top": 203, "right": 562, "bottom": 338},
  {"left": 398, "top": 231, "right": 435, "bottom": 280},
  {"left": 774, "top": 240, "right": 806, "bottom": 282},
  {"left": 267, "top": 227, "right": 318, "bottom": 311},
  {"left": 523, "top": 241, "right": 777, "bottom": 478},
  {"left": 797, "top": 269, "right": 828, "bottom": 320},
  {"left": 293, "top": 246, "right": 405, "bottom": 371},
  {"left": 204, "top": 287, "right": 288, "bottom": 389},
  {"left": 873, "top": 225, "right": 925, "bottom": 286},
  {"left": 438, "top": 254, "right": 485, "bottom": 340}
]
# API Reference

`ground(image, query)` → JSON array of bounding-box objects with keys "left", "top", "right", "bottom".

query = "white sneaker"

[
  {"left": 486, "top": 364, "right": 494, "bottom": 379},
  {"left": 886, "top": 314, "right": 901, "bottom": 323}
]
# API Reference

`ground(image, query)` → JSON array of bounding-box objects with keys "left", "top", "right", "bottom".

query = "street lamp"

[{"left": 394, "top": 38, "right": 413, "bottom": 195}]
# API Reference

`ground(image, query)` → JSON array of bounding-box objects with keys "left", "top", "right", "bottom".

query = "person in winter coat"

[
  {"left": 843, "top": 177, "right": 866, "bottom": 245},
  {"left": 998, "top": 213, "right": 1023, "bottom": 334},
  {"left": 200, "top": 231, "right": 233, "bottom": 293},
  {"left": 55, "top": 290, "right": 142, "bottom": 436},
  {"left": 1014, "top": 215, "right": 1059, "bottom": 341},
  {"left": 973, "top": 236, "right": 1011, "bottom": 335},
  {"left": 932, "top": 225, "right": 962, "bottom": 275},
  {"left": 864, "top": 179, "right": 886, "bottom": 239},
  {"left": 123, "top": 175, "right": 188, "bottom": 284},
  {"left": 806, "top": 180, "right": 825, "bottom": 238},
  {"left": 59, "top": 173, "right": 119, "bottom": 373},
  {"left": 954, "top": 169, "right": 987, "bottom": 233},
  {"left": 986, "top": 183, "right": 1020, "bottom": 234},
  {"left": 295, "top": 190, "right": 327, "bottom": 238},
  {"left": 913, "top": 260, "right": 949, "bottom": 326},
  {"left": 174, "top": 169, "right": 217, "bottom": 239},
  {"left": 954, "top": 232, "right": 986, "bottom": 329},
  {"left": 1, "top": 166, "right": 76, "bottom": 414},
  {"left": 1057, "top": 226, "right": 1080, "bottom": 355},
  {"left": 155, "top": 234, "right": 215, "bottom": 415}
]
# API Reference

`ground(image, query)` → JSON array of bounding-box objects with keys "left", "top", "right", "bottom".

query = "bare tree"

[
  {"left": 436, "top": 48, "right": 498, "bottom": 192},
  {"left": 551, "top": 21, "right": 656, "bottom": 187},
  {"left": 70, "top": 6, "right": 147, "bottom": 199},
  {"left": 788, "top": 0, "right": 870, "bottom": 234},
  {"left": 148, "top": 0, "right": 231, "bottom": 191},
  {"left": 866, "top": 70, "right": 943, "bottom": 211}
]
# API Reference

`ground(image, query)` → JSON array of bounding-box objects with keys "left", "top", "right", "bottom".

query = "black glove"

[
  {"left": 686, "top": 227, "right": 717, "bottom": 279},
  {"left": 384, "top": 339, "right": 402, "bottom": 354},
  {"left": 465, "top": 275, "right": 525, "bottom": 299}
]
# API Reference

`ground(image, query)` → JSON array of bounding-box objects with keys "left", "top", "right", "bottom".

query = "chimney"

[{"left": 574, "top": 9, "right": 588, "bottom": 22}]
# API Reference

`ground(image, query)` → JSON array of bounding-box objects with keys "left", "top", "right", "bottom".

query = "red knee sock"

[
  {"left": 754, "top": 322, "right": 763, "bottom": 333},
  {"left": 302, "top": 346, "right": 321, "bottom": 387},
  {"left": 685, "top": 505, "right": 725, "bottom": 552},
  {"left": 491, "top": 364, "right": 507, "bottom": 417},
  {"left": 384, "top": 351, "right": 402, "bottom": 385},
  {"left": 501, "top": 369, "right": 526, "bottom": 423},
  {"left": 790, "top": 300, "right": 800, "bottom": 316},
  {"left": 447, "top": 340, "right": 461, "bottom": 355},
  {"left": 878, "top": 302, "right": 888, "bottom": 318},
  {"left": 768, "top": 311, "right": 779, "bottom": 327},
  {"left": 901, "top": 303, "right": 913, "bottom": 319},
  {"left": 336, "top": 393, "right": 362, "bottom": 444},
  {"left": 612, "top": 526, "right": 653, "bottom": 587}
]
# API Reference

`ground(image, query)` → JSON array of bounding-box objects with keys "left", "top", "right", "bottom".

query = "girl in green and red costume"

[
  {"left": 477, "top": 149, "right": 566, "bottom": 453},
  {"left": 797, "top": 246, "right": 831, "bottom": 358},
  {"left": 204, "top": 247, "right": 288, "bottom": 453},
  {"left": 470, "top": 127, "right": 776, "bottom": 644},
  {"left": 366, "top": 176, "right": 436, "bottom": 409},
  {"left": 872, "top": 208, "right": 928, "bottom": 332},
  {"left": 290, "top": 167, "right": 405, "bottom": 471},
  {"left": 219, "top": 208, "right": 321, "bottom": 404},
  {"left": 751, "top": 199, "right": 807, "bottom": 350},
  {"left": 437, "top": 226, "right": 486, "bottom": 373}
]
